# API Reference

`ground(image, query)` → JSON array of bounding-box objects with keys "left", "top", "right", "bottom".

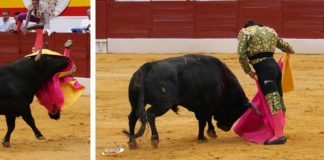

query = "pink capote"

[
  {"left": 233, "top": 56, "right": 286, "bottom": 144},
  {"left": 34, "top": 51, "right": 84, "bottom": 113}
]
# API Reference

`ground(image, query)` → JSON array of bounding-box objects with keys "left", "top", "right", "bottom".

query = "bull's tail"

[
  {"left": 123, "top": 63, "right": 150, "bottom": 139},
  {"left": 132, "top": 72, "right": 147, "bottom": 138},
  {"left": 122, "top": 113, "right": 146, "bottom": 139}
]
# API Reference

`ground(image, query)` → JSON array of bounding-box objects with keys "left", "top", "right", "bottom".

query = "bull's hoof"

[
  {"left": 198, "top": 136, "right": 208, "bottom": 143},
  {"left": 48, "top": 111, "right": 60, "bottom": 120},
  {"left": 2, "top": 141, "right": 10, "bottom": 148},
  {"left": 207, "top": 130, "right": 217, "bottom": 138},
  {"left": 151, "top": 138, "right": 159, "bottom": 148},
  {"left": 37, "top": 135, "right": 46, "bottom": 140},
  {"left": 128, "top": 138, "right": 137, "bottom": 150}
]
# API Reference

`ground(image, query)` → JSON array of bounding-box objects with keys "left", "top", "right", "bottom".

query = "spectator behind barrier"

[
  {"left": 7, "top": 12, "right": 22, "bottom": 32},
  {"left": 0, "top": 11, "right": 16, "bottom": 32},
  {"left": 71, "top": 9, "right": 90, "bottom": 33}
]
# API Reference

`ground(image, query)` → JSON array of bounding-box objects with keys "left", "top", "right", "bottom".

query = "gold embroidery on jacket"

[
  {"left": 265, "top": 92, "right": 283, "bottom": 113},
  {"left": 237, "top": 25, "right": 295, "bottom": 74}
]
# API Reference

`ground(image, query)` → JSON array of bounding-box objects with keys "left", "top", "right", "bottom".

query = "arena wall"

[
  {"left": 96, "top": 0, "right": 324, "bottom": 54},
  {"left": 102, "top": 38, "right": 324, "bottom": 54},
  {"left": 0, "top": 32, "right": 90, "bottom": 77}
]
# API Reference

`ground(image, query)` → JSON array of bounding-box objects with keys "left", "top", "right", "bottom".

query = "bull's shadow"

[{"left": 125, "top": 116, "right": 247, "bottom": 150}]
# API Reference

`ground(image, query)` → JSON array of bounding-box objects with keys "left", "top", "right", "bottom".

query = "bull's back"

[
  {"left": 147, "top": 54, "right": 226, "bottom": 88},
  {"left": 0, "top": 58, "right": 35, "bottom": 94},
  {"left": 141, "top": 55, "right": 227, "bottom": 106},
  {"left": 0, "top": 58, "right": 36, "bottom": 114}
]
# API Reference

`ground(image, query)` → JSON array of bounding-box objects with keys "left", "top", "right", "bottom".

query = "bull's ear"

[{"left": 34, "top": 49, "right": 42, "bottom": 62}]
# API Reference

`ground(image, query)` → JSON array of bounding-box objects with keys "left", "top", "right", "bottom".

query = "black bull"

[
  {"left": 0, "top": 51, "right": 69, "bottom": 147},
  {"left": 124, "top": 54, "right": 259, "bottom": 149}
]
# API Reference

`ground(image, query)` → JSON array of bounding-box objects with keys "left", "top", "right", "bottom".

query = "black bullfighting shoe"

[
  {"left": 64, "top": 39, "right": 73, "bottom": 48},
  {"left": 264, "top": 136, "right": 287, "bottom": 145},
  {"left": 26, "top": 23, "right": 45, "bottom": 30}
]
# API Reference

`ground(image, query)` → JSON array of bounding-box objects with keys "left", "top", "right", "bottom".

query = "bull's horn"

[
  {"left": 35, "top": 49, "right": 42, "bottom": 62},
  {"left": 250, "top": 103, "right": 261, "bottom": 116}
]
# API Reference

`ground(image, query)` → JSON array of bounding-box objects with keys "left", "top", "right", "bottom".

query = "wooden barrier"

[
  {"left": 96, "top": 0, "right": 324, "bottom": 39},
  {"left": 0, "top": 32, "right": 90, "bottom": 77}
]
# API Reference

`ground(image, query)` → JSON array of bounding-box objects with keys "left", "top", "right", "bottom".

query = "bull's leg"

[
  {"left": 194, "top": 113, "right": 208, "bottom": 142},
  {"left": 128, "top": 111, "right": 137, "bottom": 136},
  {"left": 207, "top": 118, "right": 217, "bottom": 138},
  {"left": 128, "top": 110, "right": 137, "bottom": 149},
  {"left": 22, "top": 107, "right": 45, "bottom": 140},
  {"left": 147, "top": 105, "right": 169, "bottom": 148},
  {"left": 2, "top": 115, "right": 16, "bottom": 147},
  {"left": 198, "top": 120, "right": 208, "bottom": 142}
]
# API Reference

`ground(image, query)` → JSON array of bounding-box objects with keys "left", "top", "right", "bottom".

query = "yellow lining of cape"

[
  {"left": 61, "top": 80, "right": 85, "bottom": 110},
  {"left": 282, "top": 54, "right": 294, "bottom": 92},
  {"left": 25, "top": 49, "right": 63, "bottom": 57}
]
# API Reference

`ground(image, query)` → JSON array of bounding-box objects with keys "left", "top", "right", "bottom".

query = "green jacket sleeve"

[
  {"left": 237, "top": 31, "right": 252, "bottom": 74},
  {"left": 276, "top": 38, "right": 295, "bottom": 54}
]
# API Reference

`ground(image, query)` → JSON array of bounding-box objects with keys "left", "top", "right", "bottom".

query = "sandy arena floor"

[
  {"left": 97, "top": 54, "right": 324, "bottom": 160},
  {"left": 0, "top": 96, "right": 90, "bottom": 160}
]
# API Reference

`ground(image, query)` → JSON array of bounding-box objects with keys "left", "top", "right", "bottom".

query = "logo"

[{"left": 102, "top": 147, "right": 125, "bottom": 156}]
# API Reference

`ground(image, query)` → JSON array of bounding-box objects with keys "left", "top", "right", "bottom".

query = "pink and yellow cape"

[
  {"left": 234, "top": 54, "right": 294, "bottom": 143},
  {"left": 26, "top": 49, "right": 85, "bottom": 113}
]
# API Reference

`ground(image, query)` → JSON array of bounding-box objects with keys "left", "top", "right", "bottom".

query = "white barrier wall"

[
  {"left": 97, "top": 38, "right": 324, "bottom": 54},
  {"left": 1, "top": 16, "right": 87, "bottom": 33},
  {"left": 76, "top": 77, "right": 90, "bottom": 96},
  {"left": 50, "top": 16, "right": 88, "bottom": 33}
]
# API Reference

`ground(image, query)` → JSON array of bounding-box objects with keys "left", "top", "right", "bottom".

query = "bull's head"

[
  {"left": 48, "top": 110, "right": 61, "bottom": 120},
  {"left": 215, "top": 100, "right": 258, "bottom": 131},
  {"left": 214, "top": 71, "right": 259, "bottom": 132},
  {"left": 33, "top": 50, "right": 70, "bottom": 75}
]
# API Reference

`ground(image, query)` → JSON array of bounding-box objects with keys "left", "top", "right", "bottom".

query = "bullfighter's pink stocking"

[{"left": 268, "top": 109, "right": 285, "bottom": 141}]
